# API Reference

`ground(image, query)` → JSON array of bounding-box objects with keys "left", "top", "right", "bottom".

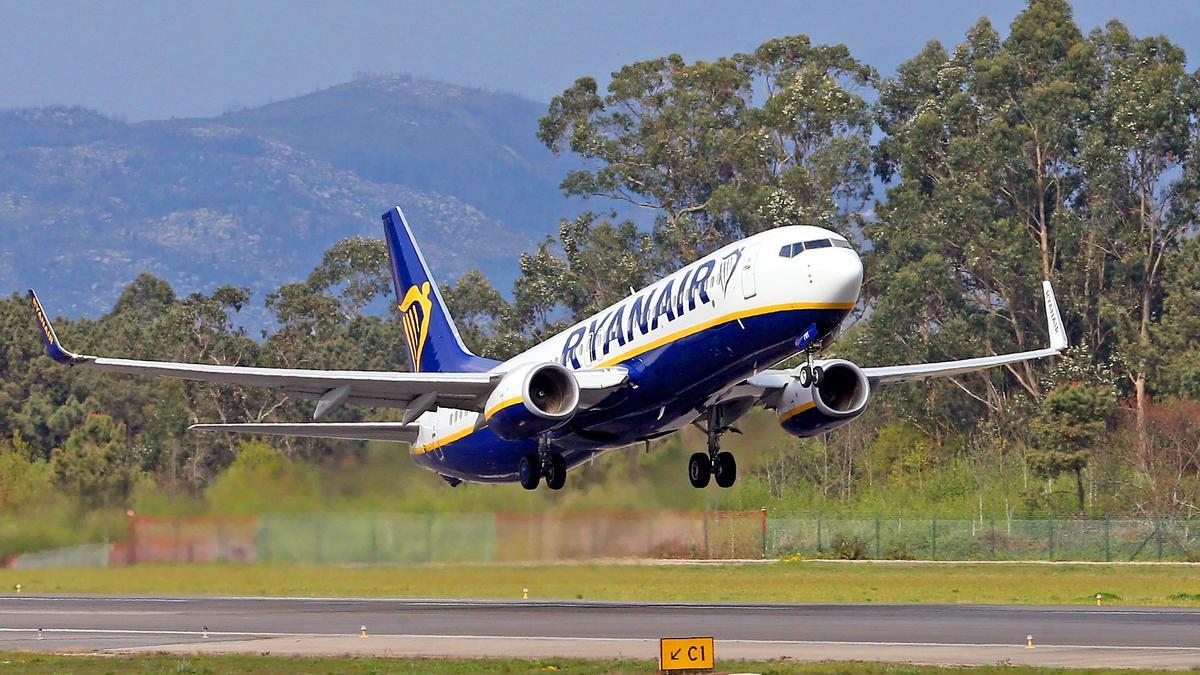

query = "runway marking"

[
  {"left": 0, "top": 628, "right": 287, "bottom": 638},
  {"left": 2, "top": 628, "right": 1200, "bottom": 652},
  {"left": 0, "top": 610, "right": 180, "bottom": 616},
  {"left": 0, "top": 597, "right": 190, "bottom": 603}
]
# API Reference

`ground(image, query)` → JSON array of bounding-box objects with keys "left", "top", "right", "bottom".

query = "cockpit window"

[{"left": 780, "top": 238, "right": 852, "bottom": 257}]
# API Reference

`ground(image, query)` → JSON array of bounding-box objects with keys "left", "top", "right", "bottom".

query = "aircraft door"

[{"left": 741, "top": 245, "right": 758, "bottom": 299}]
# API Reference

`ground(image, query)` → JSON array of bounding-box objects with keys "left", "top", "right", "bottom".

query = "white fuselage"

[{"left": 412, "top": 226, "right": 863, "bottom": 453}]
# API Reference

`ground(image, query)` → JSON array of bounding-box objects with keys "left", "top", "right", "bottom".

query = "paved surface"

[{"left": 0, "top": 595, "right": 1198, "bottom": 668}]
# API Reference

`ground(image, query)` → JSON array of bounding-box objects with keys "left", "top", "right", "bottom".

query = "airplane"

[{"left": 28, "top": 206, "right": 1067, "bottom": 490}]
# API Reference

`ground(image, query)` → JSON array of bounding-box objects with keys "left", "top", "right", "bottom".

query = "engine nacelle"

[
  {"left": 776, "top": 359, "right": 871, "bottom": 437},
  {"left": 484, "top": 363, "right": 580, "bottom": 440}
]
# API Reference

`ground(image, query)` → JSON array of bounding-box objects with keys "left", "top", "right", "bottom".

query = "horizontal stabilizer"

[{"left": 189, "top": 422, "right": 420, "bottom": 443}]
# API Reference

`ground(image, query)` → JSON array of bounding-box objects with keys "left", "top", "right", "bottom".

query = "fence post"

[
  {"left": 369, "top": 516, "right": 379, "bottom": 563},
  {"left": 128, "top": 514, "right": 138, "bottom": 566},
  {"left": 315, "top": 518, "right": 324, "bottom": 564},
  {"left": 760, "top": 508, "right": 767, "bottom": 560},
  {"left": 703, "top": 509, "right": 710, "bottom": 559},
  {"left": 874, "top": 515, "right": 881, "bottom": 559},
  {"left": 1047, "top": 515, "right": 1055, "bottom": 561},
  {"left": 1156, "top": 519, "right": 1163, "bottom": 561},
  {"left": 1104, "top": 516, "right": 1111, "bottom": 562},
  {"left": 216, "top": 519, "right": 226, "bottom": 563},
  {"left": 816, "top": 515, "right": 823, "bottom": 554},
  {"left": 257, "top": 517, "right": 268, "bottom": 563},
  {"left": 931, "top": 517, "right": 937, "bottom": 561},
  {"left": 990, "top": 516, "right": 996, "bottom": 561}
]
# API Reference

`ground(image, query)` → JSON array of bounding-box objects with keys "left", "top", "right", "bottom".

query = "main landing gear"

[
  {"left": 688, "top": 407, "right": 737, "bottom": 489},
  {"left": 519, "top": 436, "right": 566, "bottom": 491}
]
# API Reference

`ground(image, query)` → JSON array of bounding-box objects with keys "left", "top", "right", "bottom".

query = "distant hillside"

[{"left": 0, "top": 75, "right": 577, "bottom": 321}]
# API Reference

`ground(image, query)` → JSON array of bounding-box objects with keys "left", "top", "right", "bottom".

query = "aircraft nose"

[{"left": 815, "top": 247, "right": 863, "bottom": 306}]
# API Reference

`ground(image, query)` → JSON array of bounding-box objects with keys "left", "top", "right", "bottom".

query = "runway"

[{"left": 1, "top": 595, "right": 1199, "bottom": 669}]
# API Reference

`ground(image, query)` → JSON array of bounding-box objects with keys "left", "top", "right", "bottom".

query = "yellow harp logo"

[{"left": 399, "top": 281, "right": 434, "bottom": 372}]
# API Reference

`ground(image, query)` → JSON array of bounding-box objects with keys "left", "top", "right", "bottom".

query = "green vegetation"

[
  {"left": 0, "top": 652, "right": 1153, "bottom": 674},
  {"left": 2, "top": 1, "right": 1200, "bottom": 558},
  {"left": 1, "top": 561, "right": 1199, "bottom": 606}
]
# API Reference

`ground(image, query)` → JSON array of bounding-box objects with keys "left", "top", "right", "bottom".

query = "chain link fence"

[
  {"left": 16, "top": 512, "right": 1200, "bottom": 567},
  {"left": 767, "top": 515, "right": 1200, "bottom": 561}
]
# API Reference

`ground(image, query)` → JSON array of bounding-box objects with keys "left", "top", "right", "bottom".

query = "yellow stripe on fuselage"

[
  {"left": 594, "top": 301, "right": 852, "bottom": 369},
  {"left": 411, "top": 397, "right": 522, "bottom": 456},
  {"left": 411, "top": 425, "right": 475, "bottom": 455},
  {"left": 410, "top": 301, "right": 851, "bottom": 456}
]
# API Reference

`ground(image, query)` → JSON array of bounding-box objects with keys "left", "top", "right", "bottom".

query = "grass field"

[
  {"left": 1, "top": 560, "right": 1200, "bottom": 606},
  {"left": 0, "top": 653, "right": 1161, "bottom": 674}
]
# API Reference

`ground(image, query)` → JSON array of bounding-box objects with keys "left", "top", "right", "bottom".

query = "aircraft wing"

[
  {"left": 739, "top": 281, "right": 1067, "bottom": 399},
  {"left": 28, "top": 290, "right": 627, "bottom": 420},
  {"left": 859, "top": 280, "right": 1066, "bottom": 385}
]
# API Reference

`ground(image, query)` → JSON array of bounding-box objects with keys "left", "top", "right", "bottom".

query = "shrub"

[{"left": 832, "top": 534, "right": 870, "bottom": 560}]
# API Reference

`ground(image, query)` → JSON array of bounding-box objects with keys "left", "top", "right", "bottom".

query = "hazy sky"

[{"left": 2, "top": 0, "right": 1199, "bottom": 121}]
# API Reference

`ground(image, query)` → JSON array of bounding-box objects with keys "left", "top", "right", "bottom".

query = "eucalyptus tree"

[
  {"left": 1082, "top": 21, "right": 1199, "bottom": 442},
  {"left": 866, "top": 4, "right": 1096, "bottom": 415},
  {"left": 538, "top": 35, "right": 876, "bottom": 270}
]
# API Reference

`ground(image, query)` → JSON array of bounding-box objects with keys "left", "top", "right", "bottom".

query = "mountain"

[{"left": 0, "top": 75, "right": 577, "bottom": 322}]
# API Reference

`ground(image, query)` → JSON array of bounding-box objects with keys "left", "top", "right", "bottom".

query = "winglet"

[
  {"left": 1042, "top": 280, "right": 1067, "bottom": 352},
  {"left": 27, "top": 290, "right": 87, "bottom": 365}
]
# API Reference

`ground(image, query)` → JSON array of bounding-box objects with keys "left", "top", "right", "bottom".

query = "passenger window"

[{"left": 806, "top": 239, "right": 833, "bottom": 249}]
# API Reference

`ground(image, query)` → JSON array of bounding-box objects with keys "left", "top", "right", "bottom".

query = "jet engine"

[
  {"left": 484, "top": 363, "right": 580, "bottom": 440},
  {"left": 776, "top": 359, "right": 871, "bottom": 437}
]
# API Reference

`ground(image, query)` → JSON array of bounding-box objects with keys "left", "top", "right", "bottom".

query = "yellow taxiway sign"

[{"left": 659, "top": 636, "right": 714, "bottom": 671}]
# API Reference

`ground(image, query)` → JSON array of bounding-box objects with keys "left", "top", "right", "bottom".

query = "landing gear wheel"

[
  {"left": 812, "top": 365, "right": 825, "bottom": 387},
  {"left": 714, "top": 451, "right": 737, "bottom": 488},
  {"left": 518, "top": 454, "right": 540, "bottom": 490},
  {"left": 688, "top": 452, "right": 711, "bottom": 488},
  {"left": 545, "top": 453, "right": 567, "bottom": 490},
  {"left": 798, "top": 365, "right": 812, "bottom": 387}
]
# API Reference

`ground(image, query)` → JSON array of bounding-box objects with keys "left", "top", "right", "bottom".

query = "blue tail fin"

[{"left": 382, "top": 207, "right": 498, "bottom": 374}]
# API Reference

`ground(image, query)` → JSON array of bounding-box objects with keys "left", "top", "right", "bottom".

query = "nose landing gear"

[
  {"left": 797, "top": 348, "right": 824, "bottom": 388},
  {"left": 688, "top": 406, "right": 738, "bottom": 489}
]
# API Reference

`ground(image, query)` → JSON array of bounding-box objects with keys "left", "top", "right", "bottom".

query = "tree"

[
  {"left": 1083, "top": 21, "right": 1199, "bottom": 445},
  {"left": 205, "top": 440, "right": 319, "bottom": 514},
  {"left": 1153, "top": 236, "right": 1200, "bottom": 399},
  {"left": 51, "top": 414, "right": 139, "bottom": 508},
  {"left": 869, "top": 4, "right": 1093, "bottom": 407},
  {"left": 304, "top": 236, "right": 392, "bottom": 317},
  {"left": 0, "top": 435, "right": 52, "bottom": 511},
  {"left": 1122, "top": 399, "right": 1200, "bottom": 519},
  {"left": 539, "top": 35, "right": 875, "bottom": 268},
  {"left": 1029, "top": 383, "right": 1114, "bottom": 513}
]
